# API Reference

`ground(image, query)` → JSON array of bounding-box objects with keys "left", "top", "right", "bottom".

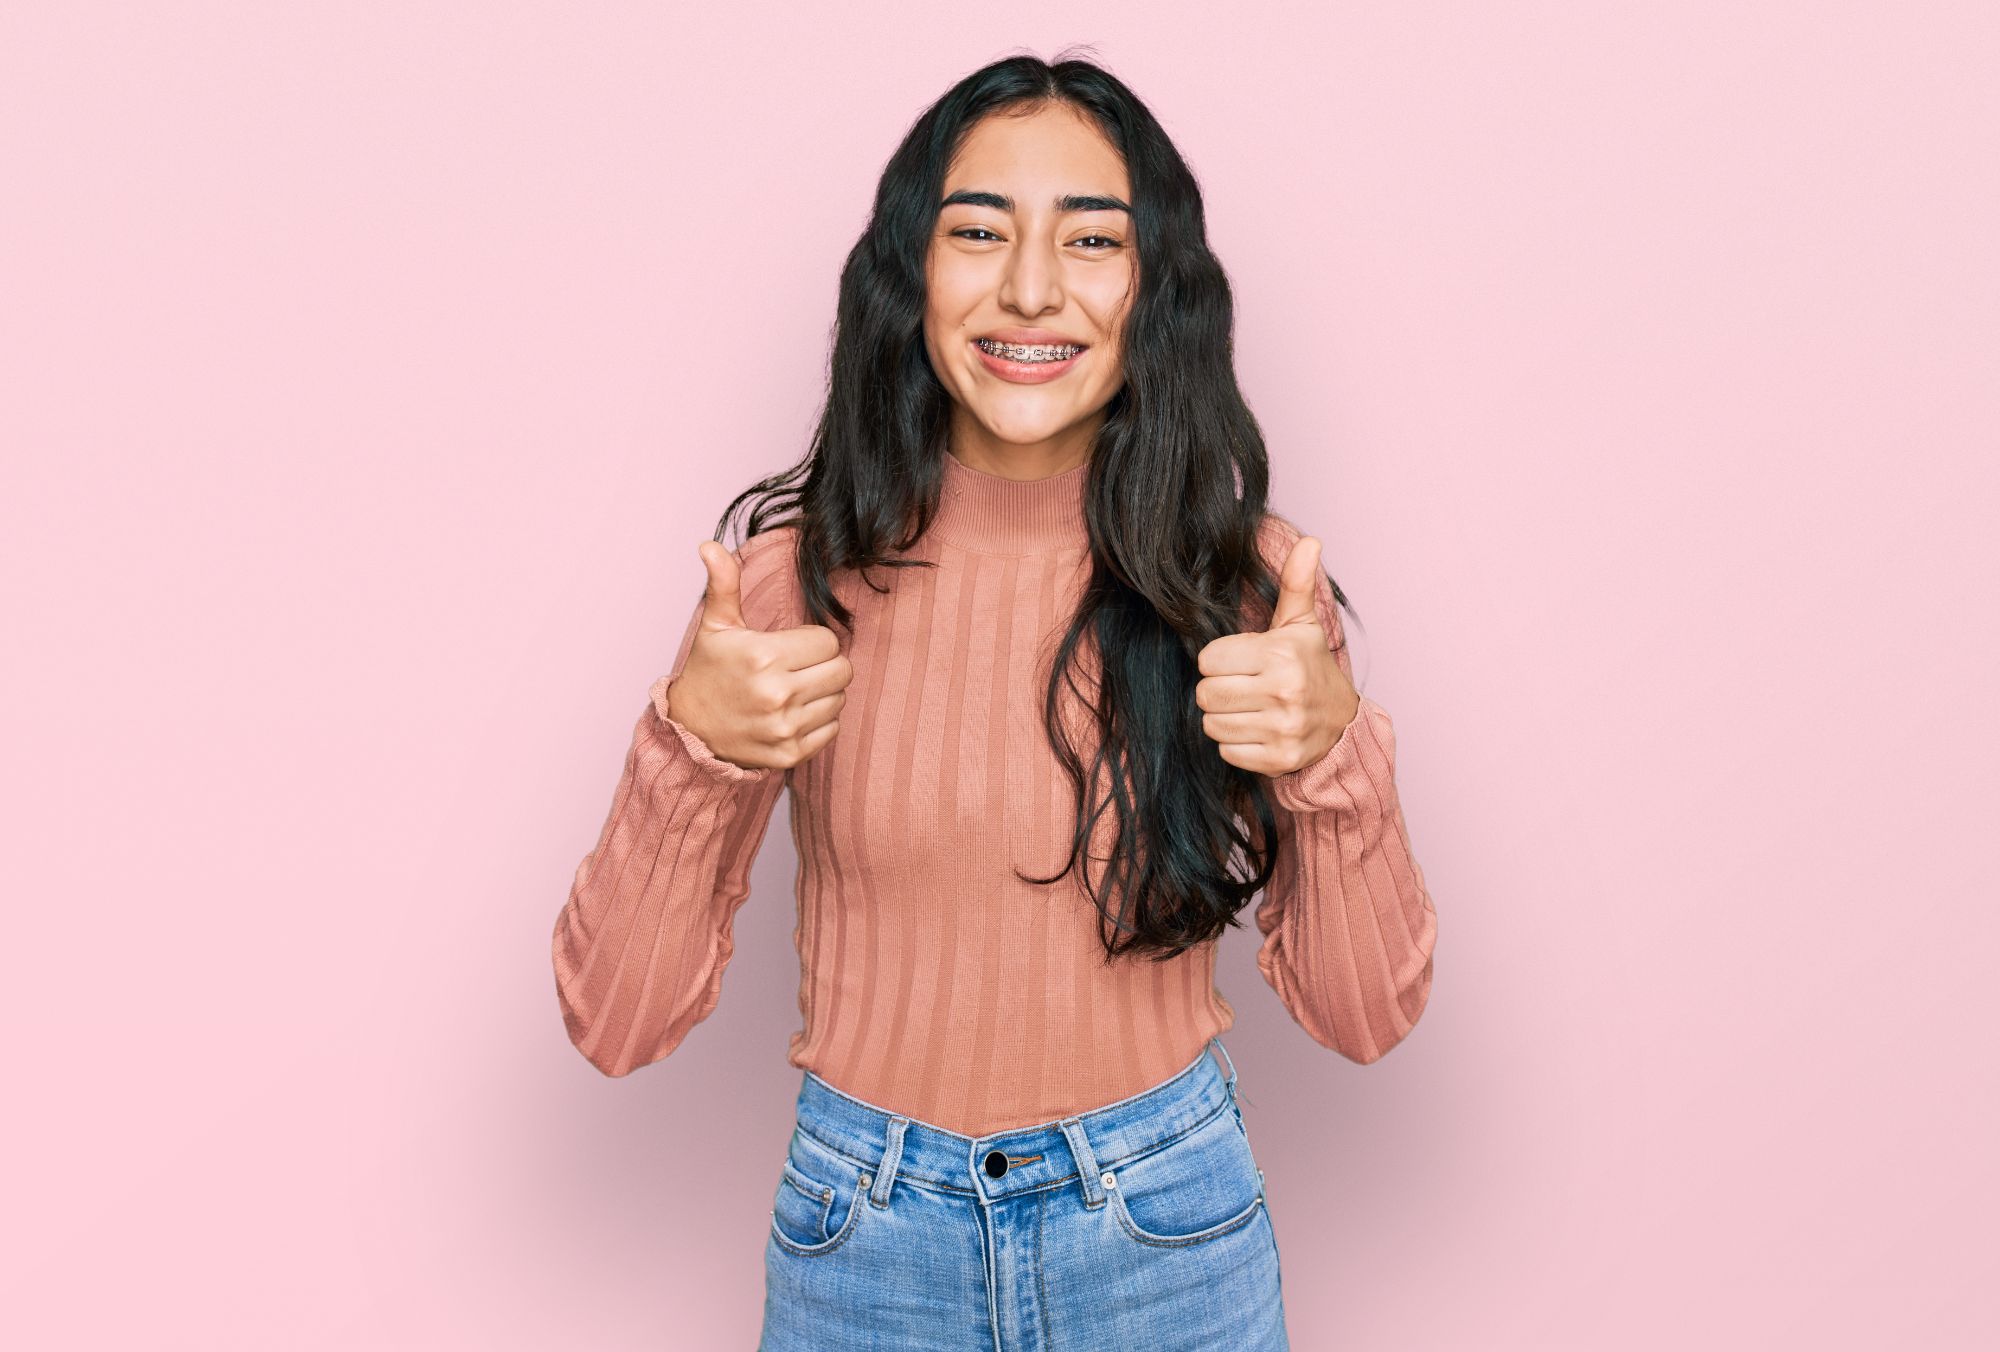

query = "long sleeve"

[
  {"left": 1251, "top": 517, "right": 1439, "bottom": 1063},
  {"left": 550, "top": 537, "right": 794, "bottom": 1077}
]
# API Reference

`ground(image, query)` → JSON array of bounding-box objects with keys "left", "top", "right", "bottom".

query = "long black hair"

[{"left": 712, "top": 49, "right": 1355, "bottom": 964}]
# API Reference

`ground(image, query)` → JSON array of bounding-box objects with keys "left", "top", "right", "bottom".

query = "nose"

[{"left": 997, "top": 233, "right": 1065, "bottom": 318}]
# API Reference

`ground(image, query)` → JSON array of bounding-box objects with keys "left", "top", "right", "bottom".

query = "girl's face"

[{"left": 923, "top": 102, "right": 1137, "bottom": 468}]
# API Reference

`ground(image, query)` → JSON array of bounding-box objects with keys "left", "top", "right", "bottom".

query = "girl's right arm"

[{"left": 549, "top": 539, "right": 793, "bottom": 1077}]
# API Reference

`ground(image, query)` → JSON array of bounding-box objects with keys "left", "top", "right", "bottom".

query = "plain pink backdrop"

[{"left": 4, "top": 3, "right": 1994, "bottom": 1349}]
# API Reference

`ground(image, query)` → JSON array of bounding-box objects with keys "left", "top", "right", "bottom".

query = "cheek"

[
  {"left": 1088, "top": 315, "right": 1130, "bottom": 384},
  {"left": 1085, "top": 273, "right": 1136, "bottom": 351},
  {"left": 926, "top": 256, "right": 982, "bottom": 322},
  {"left": 924, "top": 306, "right": 974, "bottom": 368}
]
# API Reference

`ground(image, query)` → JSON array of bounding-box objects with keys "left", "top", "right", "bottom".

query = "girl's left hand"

[{"left": 1194, "top": 534, "right": 1361, "bottom": 776}]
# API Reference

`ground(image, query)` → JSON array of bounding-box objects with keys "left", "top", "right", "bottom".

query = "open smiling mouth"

[{"left": 971, "top": 337, "right": 1088, "bottom": 382}]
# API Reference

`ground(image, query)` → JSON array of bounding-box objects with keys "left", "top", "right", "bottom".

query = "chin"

[
  {"left": 977, "top": 412, "right": 1079, "bottom": 445},
  {"left": 972, "top": 393, "right": 1092, "bottom": 439}
]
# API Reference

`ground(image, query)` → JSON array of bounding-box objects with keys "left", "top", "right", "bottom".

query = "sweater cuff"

[
  {"left": 1269, "top": 693, "right": 1388, "bottom": 813},
  {"left": 647, "top": 674, "right": 774, "bottom": 786}
]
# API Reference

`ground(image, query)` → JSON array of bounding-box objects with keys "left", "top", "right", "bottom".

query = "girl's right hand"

[{"left": 660, "top": 541, "right": 850, "bottom": 771}]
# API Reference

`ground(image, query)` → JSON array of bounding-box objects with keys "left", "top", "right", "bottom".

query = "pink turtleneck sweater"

[{"left": 551, "top": 452, "right": 1438, "bottom": 1134}]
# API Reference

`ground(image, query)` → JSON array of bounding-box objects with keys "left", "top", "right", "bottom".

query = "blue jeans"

[{"left": 759, "top": 1035, "right": 1289, "bottom": 1350}]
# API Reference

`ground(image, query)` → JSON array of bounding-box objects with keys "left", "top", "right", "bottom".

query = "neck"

[{"left": 927, "top": 449, "right": 1090, "bottom": 556}]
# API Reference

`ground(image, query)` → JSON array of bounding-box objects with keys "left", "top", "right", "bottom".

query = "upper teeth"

[{"left": 977, "top": 338, "right": 1082, "bottom": 362}]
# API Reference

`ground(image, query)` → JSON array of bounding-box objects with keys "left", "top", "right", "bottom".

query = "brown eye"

[
  {"left": 1074, "top": 235, "right": 1123, "bottom": 251},
  {"left": 953, "top": 227, "right": 1002, "bottom": 241}
]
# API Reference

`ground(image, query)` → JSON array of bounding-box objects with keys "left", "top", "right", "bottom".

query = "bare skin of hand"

[
  {"left": 1194, "top": 535, "right": 1361, "bottom": 777},
  {"left": 662, "top": 541, "right": 852, "bottom": 771}
]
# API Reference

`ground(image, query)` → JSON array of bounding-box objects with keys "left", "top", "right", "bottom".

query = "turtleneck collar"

[{"left": 927, "top": 450, "right": 1090, "bottom": 556}]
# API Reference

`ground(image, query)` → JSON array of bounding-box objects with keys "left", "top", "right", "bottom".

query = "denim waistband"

[{"left": 791, "top": 1035, "right": 1242, "bottom": 1211}]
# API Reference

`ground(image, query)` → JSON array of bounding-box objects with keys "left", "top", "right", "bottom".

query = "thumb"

[
  {"left": 1267, "top": 535, "right": 1323, "bottom": 633},
  {"left": 696, "top": 541, "right": 749, "bottom": 632}
]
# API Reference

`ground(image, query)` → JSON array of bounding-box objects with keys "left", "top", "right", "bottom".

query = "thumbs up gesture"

[
  {"left": 1194, "top": 534, "right": 1361, "bottom": 777},
  {"left": 662, "top": 541, "right": 852, "bottom": 771}
]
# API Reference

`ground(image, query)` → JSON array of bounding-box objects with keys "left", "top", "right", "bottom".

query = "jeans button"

[{"left": 983, "top": 1149, "right": 1009, "bottom": 1178}]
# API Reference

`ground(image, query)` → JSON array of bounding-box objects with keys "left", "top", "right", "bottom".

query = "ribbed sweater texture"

[{"left": 551, "top": 451, "right": 1438, "bottom": 1135}]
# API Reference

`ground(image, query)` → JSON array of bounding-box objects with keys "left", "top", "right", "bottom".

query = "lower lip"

[{"left": 972, "top": 340, "right": 1087, "bottom": 384}]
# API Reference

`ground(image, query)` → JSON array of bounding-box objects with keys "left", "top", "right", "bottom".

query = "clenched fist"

[
  {"left": 662, "top": 540, "right": 852, "bottom": 771},
  {"left": 1194, "top": 534, "right": 1361, "bottom": 777}
]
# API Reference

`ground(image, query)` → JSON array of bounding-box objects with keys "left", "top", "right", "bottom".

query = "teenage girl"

[{"left": 552, "top": 51, "right": 1439, "bottom": 1352}]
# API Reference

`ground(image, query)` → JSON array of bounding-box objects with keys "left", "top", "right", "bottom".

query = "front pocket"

[
  {"left": 768, "top": 1132, "right": 869, "bottom": 1257},
  {"left": 1102, "top": 1103, "right": 1267, "bottom": 1248}
]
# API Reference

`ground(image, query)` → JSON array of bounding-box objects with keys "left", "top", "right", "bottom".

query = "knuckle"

[{"left": 794, "top": 721, "right": 837, "bottom": 764}]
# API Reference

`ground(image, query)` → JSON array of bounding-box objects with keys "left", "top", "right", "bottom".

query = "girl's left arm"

[{"left": 1252, "top": 522, "right": 1440, "bottom": 1062}]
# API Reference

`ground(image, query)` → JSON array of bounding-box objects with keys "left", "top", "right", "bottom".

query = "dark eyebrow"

[{"left": 940, "top": 189, "right": 1132, "bottom": 214}]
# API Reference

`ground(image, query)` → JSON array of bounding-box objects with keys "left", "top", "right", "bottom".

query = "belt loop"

[
  {"left": 870, "top": 1116, "right": 909, "bottom": 1208},
  {"left": 1058, "top": 1117, "right": 1106, "bottom": 1209},
  {"left": 1209, "top": 1034, "right": 1239, "bottom": 1102}
]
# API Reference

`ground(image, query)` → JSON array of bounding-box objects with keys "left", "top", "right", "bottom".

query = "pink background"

[{"left": 4, "top": 4, "right": 1994, "bottom": 1348}]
